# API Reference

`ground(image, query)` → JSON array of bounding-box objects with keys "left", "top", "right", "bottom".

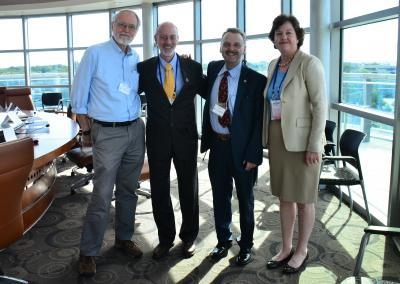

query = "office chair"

[
  {"left": 0, "top": 137, "right": 33, "bottom": 284},
  {"left": 41, "top": 92, "right": 64, "bottom": 113},
  {"left": 352, "top": 225, "right": 400, "bottom": 277},
  {"left": 4, "top": 88, "right": 35, "bottom": 111},
  {"left": 66, "top": 143, "right": 94, "bottom": 195},
  {"left": 319, "top": 129, "right": 371, "bottom": 224},
  {"left": 64, "top": 105, "right": 94, "bottom": 195},
  {"left": 324, "top": 120, "right": 337, "bottom": 157},
  {"left": 65, "top": 106, "right": 150, "bottom": 197}
]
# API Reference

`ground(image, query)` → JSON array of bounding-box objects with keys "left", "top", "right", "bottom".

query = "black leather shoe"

[
  {"left": 209, "top": 241, "right": 232, "bottom": 260},
  {"left": 182, "top": 242, "right": 196, "bottom": 258},
  {"left": 266, "top": 249, "right": 294, "bottom": 269},
  {"left": 235, "top": 249, "right": 252, "bottom": 266},
  {"left": 152, "top": 243, "right": 173, "bottom": 260},
  {"left": 78, "top": 255, "right": 96, "bottom": 277},
  {"left": 282, "top": 253, "right": 309, "bottom": 274}
]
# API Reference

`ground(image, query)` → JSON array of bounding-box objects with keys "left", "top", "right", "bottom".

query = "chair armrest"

[
  {"left": 364, "top": 225, "right": 400, "bottom": 236},
  {"left": 325, "top": 141, "right": 336, "bottom": 147},
  {"left": 322, "top": 155, "right": 356, "bottom": 163}
]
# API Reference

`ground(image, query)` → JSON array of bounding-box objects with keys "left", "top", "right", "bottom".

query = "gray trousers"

[{"left": 79, "top": 119, "right": 145, "bottom": 256}]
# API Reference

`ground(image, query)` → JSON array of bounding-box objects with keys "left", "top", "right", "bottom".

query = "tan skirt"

[{"left": 268, "top": 120, "right": 320, "bottom": 203}]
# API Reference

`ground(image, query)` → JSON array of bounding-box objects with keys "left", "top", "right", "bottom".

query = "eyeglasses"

[{"left": 116, "top": 22, "right": 137, "bottom": 31}]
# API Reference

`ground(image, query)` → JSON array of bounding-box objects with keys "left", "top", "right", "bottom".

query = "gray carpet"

[{"left": 0, "top": 155, "right": 399, "bottom": 284}]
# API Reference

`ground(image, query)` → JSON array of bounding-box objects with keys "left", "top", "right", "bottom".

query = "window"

[
  {"left": 342, "top": 0, "right": 398, "bottom": 19},
  {"left": 27, "top": 16, "right": 67, "bottom": 49},
  {"left": 292, "top": 0, "right": 310, "bottom": 28},
  {"left": 245, "top": 0, "right": 280, "bottom": 35},
  {"left": 158, "top": 2, "right": 193, "bottom": 42},
  {"left": 28, "top": 50, "right": 69, "bottom": 103},
  {"left": 201, "top": 0, "right": 236, "bottom": 40},
  {"left": 0, "top": 52, "right": 25, "bottom": 87},
  {"left": 0, "top": 18, "right": 23, "bottom": 50},
  {"left": 246, "top": 38, "right": 279, "bottom": 76},
  {"left": 342, "top": 19, "right": 397, "bottom": 115},
  {"left": 72, "top": 12, "right": 110, "bottom": 47}
]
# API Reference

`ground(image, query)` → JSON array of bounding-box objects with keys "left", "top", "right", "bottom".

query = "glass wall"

[{"left": 334, "top": 2, "right": 399, "bottom": 224}]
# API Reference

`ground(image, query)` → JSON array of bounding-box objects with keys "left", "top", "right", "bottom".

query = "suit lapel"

[
  {"left": 232, "top": 65, "right": 249, "bottom": 116},
  {"left": 282, "top": 50, "right": 302, "bottom": 91}
]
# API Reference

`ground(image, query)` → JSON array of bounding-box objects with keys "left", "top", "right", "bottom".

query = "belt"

[
  {"left": 215, "top": 132, "right": 231, "bottom": 141},
  {"left": 93, "top": 118, "right": 138, "bottom": 127}
]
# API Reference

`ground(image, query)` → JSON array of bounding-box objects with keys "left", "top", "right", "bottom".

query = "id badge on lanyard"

[{"left": 270, "top": 99, "right": 281, "bottom": 120}]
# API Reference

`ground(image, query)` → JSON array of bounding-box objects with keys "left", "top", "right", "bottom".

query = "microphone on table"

[{"left": 15, "top": 123, "right": 50, "bottom": 134}]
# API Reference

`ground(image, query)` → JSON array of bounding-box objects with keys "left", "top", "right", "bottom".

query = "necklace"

[{"left": 278, "top": 55, "right": 294, "bottom": 68}]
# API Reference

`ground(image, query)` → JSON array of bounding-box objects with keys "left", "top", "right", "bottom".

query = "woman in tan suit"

[{"left": 262, "top": 14, "right": 327, "bottom": 273}]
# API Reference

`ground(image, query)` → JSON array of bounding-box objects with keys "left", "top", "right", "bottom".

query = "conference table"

[
  {"left": 15, "top": 111, "right": 79, "bottom": 231},
  {"left": 16, "top": 110, "right": 79, "bottom": 170}
]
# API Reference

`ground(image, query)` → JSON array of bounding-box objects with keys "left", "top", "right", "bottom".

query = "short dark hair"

[
  {"left": 221, "top": 27, "right": 246, "bottom": 42},
  {"left": 268, "top": 14, "right": 304, "bottom": 49}
]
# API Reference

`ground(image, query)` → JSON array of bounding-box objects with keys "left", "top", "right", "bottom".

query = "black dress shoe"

[
  {"left": 235, "top": 249, "right": 252, "bottom": 266},
  {"left": 266, "top": 249, "right": 294, "bottom": 269},
  {"left": 152, "top": 243, "right": 173, "bottom": 260},
  {"left": 182, "top": 242, "right": 196, "bottom": 258},
  {"left": 282, "top": 253, "right": 309, "bottom": 274},
  {"left": 209, "top": 241, "right": 232, "bottom": 260}
]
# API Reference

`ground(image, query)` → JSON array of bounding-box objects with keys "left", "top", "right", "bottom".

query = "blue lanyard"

[
  {"left": 158, "top": 58, "right": 178, "bottom": 93},
  {"left": 270, "top": 61, "right": 287, "bottom": 100}
]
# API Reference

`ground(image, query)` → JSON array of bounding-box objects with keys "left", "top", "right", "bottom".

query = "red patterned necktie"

[{"left": 218, "top": 71, "right": 230, "bottom": 127}]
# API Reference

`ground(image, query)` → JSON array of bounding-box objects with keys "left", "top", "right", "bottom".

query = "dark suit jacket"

[
  {"left": 200, "top": 60, "right": 267, "bottom": 170},
  {"left": 137, "top": 55, "right": 206, "bottom": 160}
]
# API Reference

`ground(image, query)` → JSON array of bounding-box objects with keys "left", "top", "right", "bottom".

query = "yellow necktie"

[{"left": 163, "top": 63, "right": 175, "bottom": 102}]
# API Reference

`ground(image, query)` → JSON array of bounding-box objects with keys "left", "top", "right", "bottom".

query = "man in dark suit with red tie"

[
  {"left": 201, "top": 27, "right": 267, "bottom": 266},
  {"left": 137, "top": 22, "right": 206, "bottom": 260}
]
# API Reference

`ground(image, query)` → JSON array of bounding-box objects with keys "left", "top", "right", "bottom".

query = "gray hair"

[{"left": 112, "top": 9, "right": 141, "bottom": 29}]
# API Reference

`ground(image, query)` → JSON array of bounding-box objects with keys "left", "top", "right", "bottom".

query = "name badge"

[
  {"left": 212, "top": 103, "right": 226, "bottom": 117},
  {"left": 119, "top": 82, "right": 131, "bottom": 95},
  {"left": 270, "top": 100, "right": 282, "bottom": 120}
]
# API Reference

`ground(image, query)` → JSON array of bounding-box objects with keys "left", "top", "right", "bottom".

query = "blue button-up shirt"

[{"left": 71, "top": 38, "right": 141, "bottom": 122}]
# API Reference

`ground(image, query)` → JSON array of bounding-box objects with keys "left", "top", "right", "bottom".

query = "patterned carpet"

[{"left": 0, "top": 155, "right": 399, "bottom": 284}]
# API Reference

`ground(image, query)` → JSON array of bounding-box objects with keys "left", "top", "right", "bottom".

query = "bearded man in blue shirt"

[{"left": 70, "top": 9, "right": 145, "bottom": 277}]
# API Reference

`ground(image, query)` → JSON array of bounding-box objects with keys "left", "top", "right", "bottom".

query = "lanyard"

[
  {"left": 158, "top": 58, "right": 178, "bottom": 93},
  {"left": 271, "top": 61, "right": 287, "bottom": 100}
]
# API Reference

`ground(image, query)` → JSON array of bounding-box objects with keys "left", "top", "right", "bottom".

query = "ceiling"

[{"left": 0, "top": 0, "right": 166, "bottom": 16}]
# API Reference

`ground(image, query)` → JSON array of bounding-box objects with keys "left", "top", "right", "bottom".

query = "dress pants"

[
  {"left": 208, "top": 137, "right": 256, "bottom": 250},
  {"left": 148, "top": 147, "right": 199, "bottom": 246},
  {"left": 79, "top": 119, "right": 145, "bottom": 256}
]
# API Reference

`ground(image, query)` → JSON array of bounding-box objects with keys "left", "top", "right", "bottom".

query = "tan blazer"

[{"left": 262, "top": 50, "right": 327, "bottom": 153}]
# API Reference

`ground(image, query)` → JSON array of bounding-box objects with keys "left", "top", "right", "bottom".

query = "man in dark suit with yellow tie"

[
  {"left": 137, "top": 22, "right": 206, "bottom": 260},
  {"left": 201, "top": 27, "right": 267, "bottom": 265}
]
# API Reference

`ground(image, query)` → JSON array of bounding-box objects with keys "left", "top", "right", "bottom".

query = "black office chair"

[
  {"left": 41, "top": 92, "right": 64, "bottom": 112},
  {"left": 319, "top": 129, "right": 371, "bottom": 224},
  {"left": 66, "top": 143, "right": 94, "bottom": 195},
  {"left": 351, "top": 225, "right": 400, "bottom": 277},
  {"left": 324, "top": 120, "right": 337, "bottom": 157}
]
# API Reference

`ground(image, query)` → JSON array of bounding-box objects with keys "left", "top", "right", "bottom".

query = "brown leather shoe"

[
  {"left": 182, "top": 242, "right": 196, "bottom": 258},
  {"left": 152, "top": 243, "right": 173, "bottom": 260},
  {"left": 78, "top": 255, "right": 96, "bottom": 277},
  {"left": 114, "top": 239, "right": 143, "bottom": 258}
]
